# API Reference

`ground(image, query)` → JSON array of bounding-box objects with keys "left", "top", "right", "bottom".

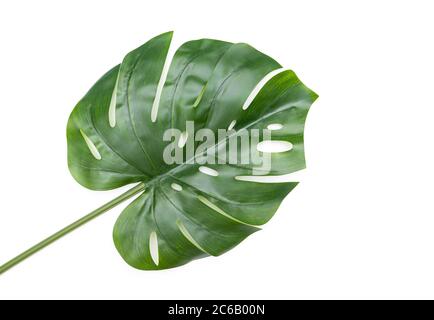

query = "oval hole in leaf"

[
  {"left": 176, "top": 220, "right": 209, "bottom": 254},
  {"left": 257, "top": 140, "right": 293, "bottom": 153},
  {"left": 197, "top": 195, "right": 252, "bottom": 226},
  {"left": 267, "top": 123, "right": 283, "bottom": 131},
  {"left": 228, "top": 120, "right": 236, "bottom": 131},
  {"left": 149, "top": 231, "right": 159, "bottom": 266},
  {"left": 198, "top": 166, "right": 219, "bottom": 177},
  {"left": 108, "top": 70, "right": 120, "bottom": 128},
  {"left": 171, "top": 183, "right": 183, "bottom": 191},
  {"left": 193, "top": 84, "right": 207, "bottom": 108},
  {"left": 151, "top": 35, "right": 175, "bottom": 122},
  {"left": 242, "top": 68, "right": 287, "bottom": 110},
  {"left": 79, "top": 129, "right": 102, "bottom": 160}
]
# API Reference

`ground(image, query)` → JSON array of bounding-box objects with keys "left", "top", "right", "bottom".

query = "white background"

[{"left": 0, "top": 0, "right": 433, "bottom": 300}]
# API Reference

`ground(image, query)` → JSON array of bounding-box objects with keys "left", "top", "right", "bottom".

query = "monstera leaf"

[
  {"left": 67, "top": 31, "right": 317, "bottom": 270},
  {"left": 0, "top": 32, "right": 317, "bottom": 274}
]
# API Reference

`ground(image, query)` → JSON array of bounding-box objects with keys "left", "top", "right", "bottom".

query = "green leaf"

[{"left": 67, "top": 32, "right": 318, "bottom": 270}]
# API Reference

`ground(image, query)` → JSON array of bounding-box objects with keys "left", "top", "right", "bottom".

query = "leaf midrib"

[{"left": 139, "top": 96, "right": 300, "bottom": 189}]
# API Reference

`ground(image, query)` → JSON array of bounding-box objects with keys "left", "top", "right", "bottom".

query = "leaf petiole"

[{"left": 0, "top": 182, "right": 146, "bottom": 275}]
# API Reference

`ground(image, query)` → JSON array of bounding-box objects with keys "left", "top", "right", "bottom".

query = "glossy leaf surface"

[{"left": 67, "top": 32, "right": 318, "bottom": 270}]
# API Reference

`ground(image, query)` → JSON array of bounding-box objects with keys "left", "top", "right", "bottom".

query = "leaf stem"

[{"left": 0, "top": 182, "right": 146, "bottom": 275}]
